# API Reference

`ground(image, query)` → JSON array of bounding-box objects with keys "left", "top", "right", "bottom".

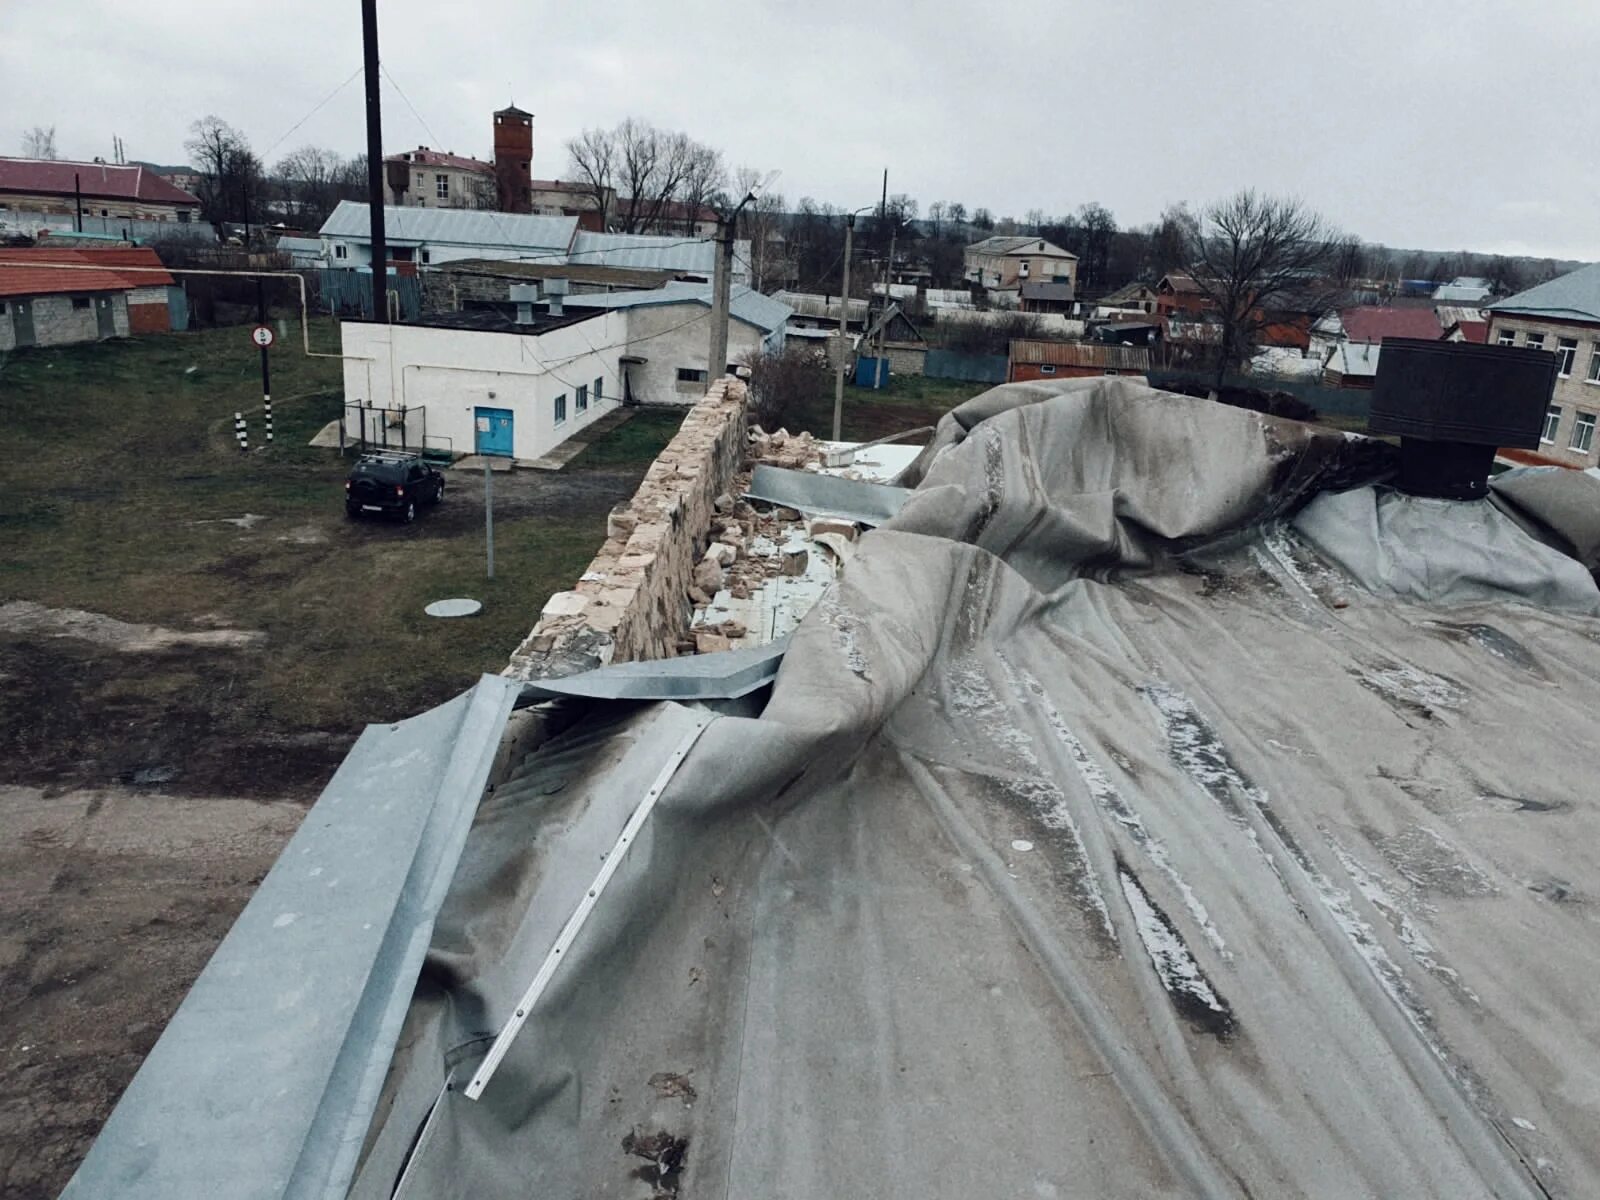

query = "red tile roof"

[
  {"left": 0, "top": 247, "right": 174, "bottom": 299},
  {"left": 1338, "top": 305, "right": 1442, "bottom": 343},
  {"left": 0, "top": 158, "right": 200, "bottom": 207}
]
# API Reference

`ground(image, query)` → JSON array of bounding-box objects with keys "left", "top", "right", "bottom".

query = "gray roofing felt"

[
  {"left": 62, "top": 380, "right": 1600, "bottom": 1199},
  {"left": 1488, "top": 261, "right": 1600, "bottom": 323},
  {"left": 965, "top": 234, "right": 1077, "bottom": 258},
  {"left": 564, "top": 280, "right": 791, "bottom": 332},
  {"left": 319, "top": 201, "right": 578, "bottom": 252}
]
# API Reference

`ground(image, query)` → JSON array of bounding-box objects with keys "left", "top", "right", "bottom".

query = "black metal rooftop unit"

[{"left": 1370, "top": 338, "right": 1558, "bottom": 500}]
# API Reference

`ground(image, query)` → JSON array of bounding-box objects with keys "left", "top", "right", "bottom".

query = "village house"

[
  {"left": 1008, "top": 338, "right": 1150, "bottom": 381},
  {"left": 1308, "top": 304, "right": 1444, "bottom": 360},
  {"left": 1486, "top": 263, "right": 1600, "bottom": 468},
  {"left": 0, "top": 157, "right": 201, "bottom": 235},
  {"left": 0, "top": 246, "right": 176, "bottom": 350},
  {"left": 963, "top": 235, "right": 1077, "bottom": 294},
  {"left": 1322, "top": 340, "right": 1381, "bottom": 389},
  {"left": 1095, "top": 281, "right": 1159, "bottom": 317},
  {"left": 383, "top": 147, "right": 496, "bottom": 210},
  {"left": 528, "top": 179, "right": 611, "bottom": 230},
  {"left": 1018, "top": 281, "right": 1075, "bottom": 314}
]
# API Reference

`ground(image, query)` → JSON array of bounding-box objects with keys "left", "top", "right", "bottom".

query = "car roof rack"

[{"left": 356, "top": 449, "right": 423, "bottom": 464}]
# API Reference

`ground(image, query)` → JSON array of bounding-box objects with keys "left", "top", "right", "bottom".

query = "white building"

[
  {"left": 340, "top": 281, "right": 790, "bottom": 461},
  {"left": 565, "top": 282, "right": 790, "bottom": 404},
  {"left": 341, "top": 304, "right": 627, "bottom": 463}
]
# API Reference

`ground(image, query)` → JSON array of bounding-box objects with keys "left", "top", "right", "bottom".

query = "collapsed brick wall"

[{"left": 504, "top": 377, "right": 750, "bottom": 680}]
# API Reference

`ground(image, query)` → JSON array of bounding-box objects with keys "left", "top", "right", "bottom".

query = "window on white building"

[
  {"left": 1570, "top": 412, "right": 1596, "bottom": 454},
  {"left": 554, "top": 393, "right": 567, "bottom": 425},
  {"left": 677, "top": 368, "right": 709, "bottom": 384},
  {"left": 1524, "top": 331, "right": 1546, "bottom": 350},
  {"left": 334, "top": 244, "right": 348, "bottom": 260},
  {"left": 1543, "top": 405, "right": 1562, "bottom": 443},
  {"left": 435, "top": 174, "right": 449, "bottom": 200},
  {"left": 415, "top": 172, "right": 424, "bottom": 187},
  {"left": 594, "top": 376, "right": 604, "bottom": 403},
  {"left": 1557, "top": 337, "right": 1579, "bottom": 376},
  {"left": 1587, "top": 347, "right": 1600, "bottom": 383},
  {"left": 576, "top": 384, "right": 588, "bottom": 412},
  {"left": 420, "top": 249, "right": 430, "bottom": 264},
  {"left": 1018, "top": 259, "right": 1031, "bottom": 278},
  {"left": 1496, "top": 329, "right": 1516, "bottom": 346}
]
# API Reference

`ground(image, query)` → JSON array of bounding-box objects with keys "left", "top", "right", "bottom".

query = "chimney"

[
  {"left": 509, "top": 283, "right": 538, "bottom": 325},
  {"left": 1369, "top": 338, "right": 1558, "bottom": 500},
  {"left": 542, "top": 276, "right": 568, "bottom": 317}
]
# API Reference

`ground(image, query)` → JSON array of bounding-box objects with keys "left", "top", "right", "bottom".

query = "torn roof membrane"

[{"left": 67, "top": 381, "right": 1600, "bottom": 1200}]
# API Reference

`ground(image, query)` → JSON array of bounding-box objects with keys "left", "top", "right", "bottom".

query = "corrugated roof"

[
  {"left": 1010, "top": 339, "right": 1150, "bottom": 370},
  {"left": 772, "top": 290, "right": 871, "bottom": 321},
  {"left": 319, "top": 201, "right": 577, "bottom": 252},
  {"left": 565, "top": 281, "right": 792, "bottom": 333},
  {"left": 0, "top": 157, "right": 199, "bottom": 206},
  {"left": 965, "top": 235, "right": 1077, "bottom": 259},
  {"left": 1487, "top": 262, "right": 1600, "bottom": 324},
  {"left": 1326, "top": 340, "right": 1381, "bottom": 377},
  {"left": 1338, "top": 306, "right": 1442, "bottom": 343},
  {"left": 568, "top": 231, "right": 724, "bottom": 275},
  {"left": 0, "top": 246, "right": 173, "bottom": 298}
]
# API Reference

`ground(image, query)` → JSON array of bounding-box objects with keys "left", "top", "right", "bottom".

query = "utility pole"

[
  {"left": 708, "top": 217, "right": 733, "bottom": 385},
  {"left": 361, "top": 0, "right": 388, "bottom": 323},
  {"left": 832, "top": 212, "right": 857, "bottom": 441},
  {"left": 74, "top": 173, "right": 83, "bottom": 233},
  {"left": 484, "top": 462, "right": 495, "bottom": 579},
  {"left": 708, "top": 191, "right": 756, "bottom": 388}
]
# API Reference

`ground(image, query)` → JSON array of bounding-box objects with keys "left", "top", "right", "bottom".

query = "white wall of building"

[
  {"left": 340, "top": 312, "right": 628, "bottom": 462},
  {"left": 619, "top": 304, "right": 774, "bottom": 406}
]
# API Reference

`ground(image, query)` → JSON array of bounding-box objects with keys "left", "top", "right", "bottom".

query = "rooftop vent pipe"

[
  {"left": 508, "top": 283, "right": 538, "bottom": 325},
  {"left": 1369, "top": 338, "right": 1558, "bottom": 500},
  {"left": 542, "top": 276, "right": 569, "bottom": 317}
]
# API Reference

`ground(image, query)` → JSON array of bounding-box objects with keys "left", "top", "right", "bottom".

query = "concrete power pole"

[
  {"left": 361, "top": 0, "right": 388, "bottom": 323},
  {"left": 708, "top": 218, "right": 733, "bottom": 385},
  {"left": 832, "top": 213, "right": 857, "bottom": 441}
]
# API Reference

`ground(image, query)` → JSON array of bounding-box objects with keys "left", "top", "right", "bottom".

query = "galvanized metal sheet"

[
  {"left": 62, "top": 674, "right": 521, "bottom": 1200},
  {"left": 745, "top": 464, "right": 911, "bottom": 526},
  {"left": 518, "top": 637, "right": 789, "bottom": 702}
]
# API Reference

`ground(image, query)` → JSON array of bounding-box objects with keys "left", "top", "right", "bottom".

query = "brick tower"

[{"left": 493, "top": 105, "right": 533, "bottom": 213}]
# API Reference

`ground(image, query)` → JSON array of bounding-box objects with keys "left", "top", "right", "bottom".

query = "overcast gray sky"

[{"left": 5, "top": 0, "right": 1597, "bottom": 260}]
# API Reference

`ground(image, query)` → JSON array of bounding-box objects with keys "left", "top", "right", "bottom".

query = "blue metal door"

[{"left": 474, "top": 407, "right": 513, "bottom": 457}]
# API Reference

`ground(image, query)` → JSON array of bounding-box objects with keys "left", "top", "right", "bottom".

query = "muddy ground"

[{"left": 0, "top": 456, "right": 667, "bottom": 1199}]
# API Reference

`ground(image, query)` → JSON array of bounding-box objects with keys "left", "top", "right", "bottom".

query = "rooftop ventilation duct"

[
  {"left": 542, "top": 276, "right": 569, "bottom": 317},
  {"left": 508, "top": 283, "right": 538, "bottom": 325},
  {"left": 1369, "top": 338, "right": 1558, "bottom": 500}
]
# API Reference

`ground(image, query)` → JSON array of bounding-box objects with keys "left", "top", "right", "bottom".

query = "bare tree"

[
  {"left": 334, "top": 153, "right": 369, "bottom": 203},
  {"left": 22, "top": 125, "right": 58, "bottom": 159},
  {"left": 971, "top": 207, "right": 994, "bottom": 231},
  {"left": 733, "top": 166, "right": 786, "bottom": 290},
  {"left": 926, "top": 201, "right": 946, "bottom": 237},
  {"left": 1330, "top": 235, "right": 1367, "bottom": 286},
  {"left": 1182, "top": 190, "right": 1345, "bottom": 390},
  {"left": 277, "top": 146, "right": 342, "bottom": 228},
  {"left": 680, "top": 143, "right": 728, "bottom": 232},
  {"left": 1144, "top": 204, "right": 1191, "bottom": 281},
  {"left": 185, "top": 116, "right": 261, "bottom": 231},
  {"left": 565, "top": 126, "right": 616, "bottom": 227},
  {"left": 946, "top": 202, "right": 967, "bottom": 231}
]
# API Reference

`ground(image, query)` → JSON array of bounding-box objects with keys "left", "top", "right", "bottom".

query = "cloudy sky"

[{"left": 5, "top": 0, "right": 1597, "bottom": 260}]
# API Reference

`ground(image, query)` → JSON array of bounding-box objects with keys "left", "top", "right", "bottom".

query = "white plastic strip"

[{"left": 463, "top": 711, "right": 716, "bottom": 1100}]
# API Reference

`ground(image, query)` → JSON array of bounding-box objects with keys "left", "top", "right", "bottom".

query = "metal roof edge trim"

[
  {"left": 517, "top": 637, "right": 790, "bottom": 703},
  {"left": 746, "top": 464, "right": 912, "bottom": 527},
  {"left": 62, "top": 673, "right": 521, "bottom": 1200}
]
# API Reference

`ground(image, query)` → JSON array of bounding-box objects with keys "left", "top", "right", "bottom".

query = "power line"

[{"left": 260, "top": 66, "right": 363, "bottom": 161}]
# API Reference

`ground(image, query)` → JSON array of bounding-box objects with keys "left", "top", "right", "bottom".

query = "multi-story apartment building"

[{"left": 1486, "top": 264, "right": 1600, "bottom": 467}]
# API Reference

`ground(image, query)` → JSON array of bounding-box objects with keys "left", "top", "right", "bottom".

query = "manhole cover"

[{"left": 424, "top": 598, "right": 483, "bottom": 618}]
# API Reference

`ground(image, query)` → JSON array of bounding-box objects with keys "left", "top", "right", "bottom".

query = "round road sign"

[{"left": 251, "top": 324, "right": 275, "bottom": 348}]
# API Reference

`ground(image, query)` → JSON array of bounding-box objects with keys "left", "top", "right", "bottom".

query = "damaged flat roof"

[{"left": 66, "top": 380, "right": 1600, "bottom": 1200}]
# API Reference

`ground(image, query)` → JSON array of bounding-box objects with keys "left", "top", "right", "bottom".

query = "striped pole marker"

[
  {"left": 263, "top": 396, "right": 273, "bottom": 443},
  {"left": 235, "top": 411, "right": 248, "bottom": 453}
]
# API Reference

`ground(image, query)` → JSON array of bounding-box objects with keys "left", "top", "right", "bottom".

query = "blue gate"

[{"left": 474, "top": 407, "right": 514, "bottom": 457}]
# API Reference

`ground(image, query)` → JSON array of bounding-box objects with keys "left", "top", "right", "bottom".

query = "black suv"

[{"left": 344, "top": 451, "right": 445, "bottom": 522}]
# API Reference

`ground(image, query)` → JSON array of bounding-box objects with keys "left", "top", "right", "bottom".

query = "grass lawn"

[
  {"left": 0, "top": 320, "right": 680, "bottom": 796},
  {"left": 787, "top": 372, "right": 983, "bottom": 441}
]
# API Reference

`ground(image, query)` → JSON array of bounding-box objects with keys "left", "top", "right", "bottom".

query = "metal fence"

[
  {"left": 925, "top": 349, "right": 1009, "bottom": 385},
  {"left": 314, "top": 270, "right": 422, "bottom": 321}
]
